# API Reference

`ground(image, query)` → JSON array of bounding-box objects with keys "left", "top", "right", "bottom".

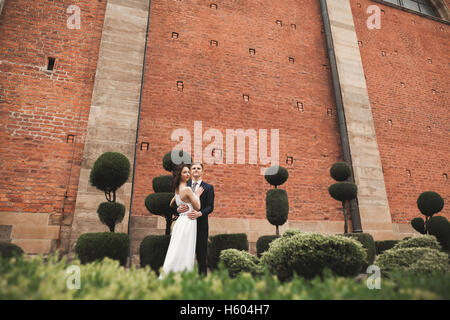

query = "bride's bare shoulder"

[{"left": 179, "top": 186, "right": 193, "bottom": 195}]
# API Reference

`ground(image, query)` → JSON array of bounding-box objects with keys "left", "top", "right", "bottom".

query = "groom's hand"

[
  {"left": 188, "top": 210, "right": 202, "bottom": 220},
  {"left": 177, "top": 204, "right": 189, "bottom": 213}
]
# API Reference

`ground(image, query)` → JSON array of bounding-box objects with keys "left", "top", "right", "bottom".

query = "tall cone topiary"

[
  {"left": 89, "top": 152, "right": 130, "bottom": 232},
  {"left": 264, "top": 165, "right": 289, "bottom": 236},
  {"left": 145, "top": 150, "right": 192, "bottom": 235},
  {"left": 328, "top": 162, "right": 357, "bottom": 234}
]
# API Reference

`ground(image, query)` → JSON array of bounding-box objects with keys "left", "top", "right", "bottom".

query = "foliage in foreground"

[{"left": 1, "top": 254, "right": 449, "bottom": 300}]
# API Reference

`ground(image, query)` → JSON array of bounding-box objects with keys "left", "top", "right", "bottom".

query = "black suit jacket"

[{"left": 187, "top": 180, "right": 214, "bottom": 233}]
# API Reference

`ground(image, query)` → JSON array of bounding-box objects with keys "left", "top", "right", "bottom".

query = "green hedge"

[
  {"left": 375, "top": 247, "right": 449, "bottom": 275},
  {"left": 375, "top": 240, "right": 399, "bottom": 255},
  {"left": 393, "top": 235, "right": 441, "bottom": 251},
  {"left": 256, "top": 235, "right": 279, "bottom": 258},
  {"left": 219, "top": 249, "right": 261, "bottom": 278},
  {"left": 2, "top": 254, "right": 449, "bottom": 299},
  {"left": 0, "top": 242, "right": 24, "bottom": 259},
  {"left": 139, "top": 235, "right": 171, "bottom": 274},
  {"left": 74, "top": 232, "right": 129, "bottom": 266},
  {"left": 260, "top": 232, "right": 366, "bottom": 281},
  {"left": 341, "top": 233, "right": 375, "bottom": 269},
  {"left": 207, "top": 233, "right": 249, "bottom": 269}
]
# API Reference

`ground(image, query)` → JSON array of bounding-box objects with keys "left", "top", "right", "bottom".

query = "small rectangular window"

[{"left": 47, "top": 57, "right": 56, "bottom": 71}]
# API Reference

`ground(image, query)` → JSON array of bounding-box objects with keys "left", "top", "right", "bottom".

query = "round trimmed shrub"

[
  {"left": 330, "top": 162, "right": 351, "bottom": 181},
  {"left": 417, "top": 191, "right": 444, "bottom": 217},
  {"left": 89, "top": 152, "right": 130, "bottom": 192},
  {"left": 411, "top": 217, "right": 426, "bottom": 235},
  {"left": 139, "top": 235, "right": 171, "bottom": 274},
  {"left": 375, "top": 240, "right": 399, "bottom": 255},
  {"left": 219, "top": 248, "right": 261, "bottom": 278},
  {"left": 342, "top": 232, "right": 376, "bottom": 269},
  {"left": 266, "top": 189, "right": 289, "bottom": 229},
  {"left": 376, "top": 247, "right": 449, "bottom": 275},
  {"left": 207, "top": 233, "right": 249, "bottom": 269},
  {"left": 264, "top": 165, "right": 289, "bottom": 187},
  {"left": 282, "top": 229, "right": 305, "bottom": 238},
  {"left": 152, "top": 175, "right": 172, "bottom": 193},
  {"left": 0, "top": 242, "right": 24, "bottom": 259},
  {"left": 75, "top": 232, "right": 129, "bottom": 266},
  {"left": 144, "top": 192, "right": 177, "bottom": 217},
  {"left": 393, "top": 235, "right": 441, "bottom": 251},
  {"left": 256, "top": 235, "right": 279, "bottom": 258},
  {"left": 162, "top": 150, "right": 192, "bottom": 172},
  {"left": 260, "top": 233, "right": 367, "bottom": 281},
  {"left": 426, "top": 216, "right": 450, "bottom": 251},
  {"left": 328, "top": 182, "right": 357, "bottom": 202},
  {"left": 97, "top": 202, "right": 126, "bottom": 232}
]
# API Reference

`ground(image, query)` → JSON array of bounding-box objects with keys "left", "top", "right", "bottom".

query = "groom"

[{"left": 177, "top": 162, "right": 214, "bottom": 276}]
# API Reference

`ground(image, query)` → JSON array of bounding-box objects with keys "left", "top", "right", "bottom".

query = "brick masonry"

[{"left": 0, "top": 0, "right": 448, "bottom": 256}]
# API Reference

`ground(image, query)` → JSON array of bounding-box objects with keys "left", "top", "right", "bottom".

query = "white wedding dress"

[{"left": 160, "top": 193, "right": 197, "bottom": 278}]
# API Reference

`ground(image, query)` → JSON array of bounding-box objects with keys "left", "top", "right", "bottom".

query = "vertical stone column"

[
  {"left": 68, "top": 0, "right": 150, "bottom": 254},
  {"left": 0, "top": 0, "right": 5, "bottom": 16},
  {"left": 325, "top": 0, "right": 395, "bottom": 240}
]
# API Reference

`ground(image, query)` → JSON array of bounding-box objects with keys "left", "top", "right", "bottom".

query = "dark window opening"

[
  {"left": 381, "top": 0, "right": 439, "bottom": 18},
  {"left": 47, "top": 57, "right": 56, "bottom": 71}
]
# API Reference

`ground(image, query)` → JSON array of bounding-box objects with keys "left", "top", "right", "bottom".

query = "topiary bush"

[
  {"left": 219, "top": 248, "right": 262, "bottom": 278},
  {"left": 375, "top": 247, "right": 449, "bottom": 275},
  {"left": 330, "top": 162, "right": 352, "bottom": 181},
  {"left": 260, "top": 232, "right": 366, "bottom": 281},
  {"left": 97, "top": 202, "right": 126, "bottom": 232},
  {"left": 417, "top": 191, "right": 444, "bottom": 218},
  {"left": 264, "top": 165, "right": 289, "bottom": 187},
  {"left": 89, "top": 152, "right": 130, "bottom": 202},
  {"left": 393, "top": 235, "right": 442, "bottom": 251},
  {"left": 411, "top": 191, "right": 445, "bottom": 235},
  {"left": 256, "top": 235, "right": 279, "bottom": 258},
  {"left": 207, "top": 233, "right": 249, "bottom": 270},
  {"left": 146, "top": 150, "right": 192, "bottom": 235},
  {"left": 328, "top": 162, "right": 357, "bottom": 234},
  {"left": 264, "top": 166, "right": 289, "bottom": 236},
  {"left": 265, "top": 189, "right": 289, "bottom": 236},
  {"left": 411, "top": 217, "right": 426, "bottom": 235},
  {"left": 152, "top": 175, "right": 172, "bottom": 193},
  {"left": 374, "top": 240, "right": 399, "bottom": 255},
  {"left": 426, "top": 216, "right": 450, "bottom": 251},
  {"left": 139, "top": 235, "right": 171, "bottom": 274},
  {"left": 0, "top": 242, "right": 24, "bottom": 259},
  {"left": 342, "top": 232, "right": 375, "bottom": 269},
  {"left": 162, "top": 150, "right": 192, "bottom": 172},
  {"left": 89, "top": 152, "right": 130, "bottom": 233},
  {"left": 75, "top": 232, "right": 129, "bottom": 266}
]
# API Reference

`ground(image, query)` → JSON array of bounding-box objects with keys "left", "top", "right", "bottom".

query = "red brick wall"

[
  {"left": 351, "top": 0, "right": 449, "bottom": 223},
  {"left": 0, "top": 1, "right": 107, "bottom": 226},
  {"left": 132, "top": 0, "right": 345, "bottom": 222}
]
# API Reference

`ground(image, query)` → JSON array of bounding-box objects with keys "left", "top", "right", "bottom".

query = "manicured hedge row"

[{"left": 1, "top": 254, "right": 450, "bottom": 299}]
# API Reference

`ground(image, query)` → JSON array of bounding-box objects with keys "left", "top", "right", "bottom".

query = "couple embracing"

[{"left": 160, "top": 163, "right": 214, "bottom": 277}]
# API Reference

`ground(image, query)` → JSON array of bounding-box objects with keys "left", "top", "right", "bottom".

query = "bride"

[{"left": 160, "top": 164, "right": 204, "bottom": 277}]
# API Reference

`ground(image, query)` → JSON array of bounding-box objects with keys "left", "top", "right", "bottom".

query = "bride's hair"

[{"left": 171, "top": 164, "right": 191, "bottom": 192}]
